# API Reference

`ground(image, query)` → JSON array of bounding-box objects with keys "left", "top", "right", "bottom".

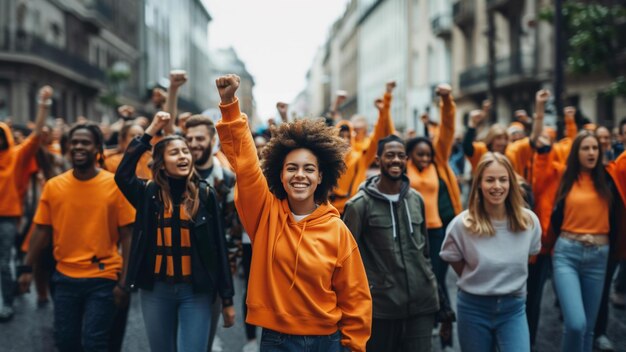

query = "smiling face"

[
  {"left": 186, "top": 125, "right": 214, "bottom": 166},
  {"left": 69, "top": 128, "right": 98, "bottom": 169},
  {"left": 480, "top": 161, "right": 510, "bottom": 207},
  {"left": 410, "top": 141, "right": 433, "bottom": 171},
  {"left": 162, "top": 139, "right": 193, "bottom": 178},
  {"left": 491, "top": 134, "right": 509, "bottom": 154},
  {"left": 578, "top": 135, "right": 600, "bottom": 171},
  {"left": 595, "top": 126, "right": 611, "bottom": 152},
  {"left": 378, "top": 141, "right": 407, "bottom": 181},
  {"left": 280, "top": 148, "right": 322, "bottom": 209}
]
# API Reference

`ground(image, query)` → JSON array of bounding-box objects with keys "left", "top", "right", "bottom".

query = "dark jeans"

[
  {"left": 242, "top": 243, "right": 257, "bottom": 340},
  {"left": 428, "top": 227, "right": 452, "bottom": 348},
  {"left": 367, "top": 315, "right": 436, "bottom": 352},
  {"left": 52, "top": 271, "right": 117, "bottom": 352},
  {"left": 594, "top": 256, "right": 619, "bottom": 337},
  {"left": 260, "top": 329, "right": 345, "bottom": 352},
  {"left": 109, "top": 295, "right": 130, "bottom": 352},
  {"left": 526, "top": 254, "right": 551, "bottom": 348},
  {"left": 614, "top": 260, "right": 626, "bottom": 294},
  {"left": 0, "top": 217, "right": 18, "bottom": 307}
]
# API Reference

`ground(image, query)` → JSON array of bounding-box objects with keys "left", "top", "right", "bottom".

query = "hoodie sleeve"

[
  {"left": 433, "top": 95, "right": 456, "bottom": 166},
  {"left": 362, "top": 92, "right": 395, "bottom": 167},
  {"left": 332, "top": 230, "right": 372, "bottom": 352},
  {"left": 216, "top": 99, "right": 273, "bottom": 242}
]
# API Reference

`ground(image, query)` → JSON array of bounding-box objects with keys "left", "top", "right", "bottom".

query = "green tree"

[{"left": 540, "top": 1, "right": 626, "bottom": 96}]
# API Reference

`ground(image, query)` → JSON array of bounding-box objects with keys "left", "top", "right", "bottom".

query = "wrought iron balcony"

[
  {"left": 431, "top": 13, "right": 453, "bottom": 39},
  {"left": 453, "top": 0, "right": 475, "bottom": 28}
]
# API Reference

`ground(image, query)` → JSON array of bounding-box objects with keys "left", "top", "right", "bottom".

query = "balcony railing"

[
  {"left": 459, "top": 52, "right": 534, "bottom": 91},
  {"left": 431, "top": 13, "right": 453, "bottom": 39},
  {"left": 453, "top": 0, "right": 475, "bottom": 27},
  {"left": 486, "top": 0, "right": 513, "bottom": 12},
  {"left": 0, "top": 28, "right": 106, "bottom": 83}
]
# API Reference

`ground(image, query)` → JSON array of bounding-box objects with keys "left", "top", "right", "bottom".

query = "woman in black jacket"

[{"left": 115, "top": 112, "right": 234, "bottom": 352}]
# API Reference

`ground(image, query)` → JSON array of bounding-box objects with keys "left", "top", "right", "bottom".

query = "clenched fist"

[
  {"left": 535, "top": 89, "right": 551, "bottom": 104},
  {"left": 469, "top": 109, "right": 486, "bottom": 128},
  {"left": 169, "top": 70, "right": 188, "bottom": 89},
  {"left": 39, "top": 86, "right": 54, "bottom": 102},
  {"left": 216, "top": 74, "right": 240, "bottom": 105},
  {"left": 386, "top": 81, "right": 396, "bottom": 94},
  {"left": 436, "top": 83, "right": 452, "bottom": 97},
  {"left": 564, "top": 106, "right": 576, "bottom": 117},
  {"left": 374, "top": 98, "right": 384, "bottom": 111},
  {"left": 145, "top": 111, "right": 171, "bottom": 136}
]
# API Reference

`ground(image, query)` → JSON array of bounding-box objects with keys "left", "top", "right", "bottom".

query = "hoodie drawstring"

[
  {"left": 271, "top": 215, "right": 289, "bottom": 263},
  {"left": 289, "top": 220, "right": 307, "bottom": 291},
  {"left": 403, "top": 199, "right": 414, "bottom": 235},
  {"left": 388, "top": 199, "right": 397, "bottom": 238}
]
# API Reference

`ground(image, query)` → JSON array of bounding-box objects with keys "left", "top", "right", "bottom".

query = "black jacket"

[
  {"left": 550, "top": 170, "right": 619, "bottom": 256},
  {"left": 115, "top": 134, "right": 234, "bottom": 304}
]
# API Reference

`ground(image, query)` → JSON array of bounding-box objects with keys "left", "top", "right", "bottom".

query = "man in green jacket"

[{"left": 343, "top": 135, "right": 439, "bottom": 352}]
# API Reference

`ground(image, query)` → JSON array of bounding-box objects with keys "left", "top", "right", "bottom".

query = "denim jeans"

[
  {"left": 552, "top": 237, "right": 608, "bottom": 352},
  {"left": 52, "top": 271, "right": 117, "bottom": 352},
  {"left": 260, "top": 329, "right": 346, "bottom": 352},
  {"left": 140, "top": 282, "right": 213, "bottom": 352},
  {"left": 0, "top": 217, "right": 17, "bottom": 307},
  {"left": 457, "top": 290, "right": 530, "bottom": 352}
]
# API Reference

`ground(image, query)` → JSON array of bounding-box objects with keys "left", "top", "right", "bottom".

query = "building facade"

[{"left": 208, "top": 47, "right": 256, "bottom": 119}]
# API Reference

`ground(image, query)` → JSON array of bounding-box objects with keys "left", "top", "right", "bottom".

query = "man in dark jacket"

[{"left": 343, "top": 135, "right": 439, "bottom": 352}]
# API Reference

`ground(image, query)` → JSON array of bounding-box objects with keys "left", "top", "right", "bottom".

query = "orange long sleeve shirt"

[{"left": 216, "top": 99, "right": 372, "bottom": 352}]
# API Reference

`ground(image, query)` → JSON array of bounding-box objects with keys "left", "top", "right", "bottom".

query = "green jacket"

[{"left": 343, "top": 174, "right": 439, "bottom": 319}]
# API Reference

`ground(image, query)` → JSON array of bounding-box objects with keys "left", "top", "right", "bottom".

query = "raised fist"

[
  {"left": 482, "top": 99, "right": 492, "bottom": 111},
  {"left": 216, "top": 74, "right": 240, "bottom": 104},
  {"left": 169, "top": 70, "right": 188, "bottom": 89},
  {"left": 276, "top": 102, "right": 289, "bottom": 115},
  {"left": 469, "top": 109, "right": 485, "bottom": 128},
  {"left": 117, "top": 105, "right": 135, "bottom": 118},
  {"left": 386, "top": 81, "right": 396, "bottom": 94},
  {"left": 374, "top": 98, "right": 384, "bottom": 111},
  {"left": 564, "top": 106, "right": 576, "bottom": 117},
  {"left": 39, "top": 86, "right": 54, "bottom": 101},
  {"left": 436, "top": 83, "right": 452, "bottom": 97},
  {"left": 420, "top": 112, "right": 430, "bottom": 124},
  {"left": 535, "top": 89, "right": 551, "bottom": 104},
  {"left": 146, "top": 111, "right": 171, "bottom": 136}
]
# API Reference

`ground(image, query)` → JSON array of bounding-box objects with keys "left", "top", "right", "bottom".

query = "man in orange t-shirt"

[{"left": 18, "top": 123, "right": 134, "bottom": 352}]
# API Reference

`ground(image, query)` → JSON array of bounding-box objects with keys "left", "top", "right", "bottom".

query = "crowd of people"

[{"left": 0, "top": 70, "right": 625, "bottom": 352}]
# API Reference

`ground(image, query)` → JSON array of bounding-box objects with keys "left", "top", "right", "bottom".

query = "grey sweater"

[{"left": 440, "top": 209, "right": 541, "bottom": 296}]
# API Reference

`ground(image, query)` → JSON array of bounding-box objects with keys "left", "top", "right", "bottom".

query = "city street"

[{"left": 2, "top": 271, "right": 625, "bottom": 351}]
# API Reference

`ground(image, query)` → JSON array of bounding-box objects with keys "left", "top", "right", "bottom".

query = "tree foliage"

[{"left": 540, "top": 1, "right": 626, "bottom": 96}]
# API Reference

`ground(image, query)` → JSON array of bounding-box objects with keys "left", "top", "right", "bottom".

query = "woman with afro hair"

[{"left": 215, "top": 74, "right": 372, "bottom": 352}]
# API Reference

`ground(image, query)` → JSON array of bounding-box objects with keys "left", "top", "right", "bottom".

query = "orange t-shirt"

[
  {"left": 562, "top": 172, "right": 610, "bottom": 235},
  {"left": 34, "top": 170, "right": 135, "bottom": 280},
  {"left": 105, "top": 151, "right": 153, "bottom": 179},
  {"left": 407, "top": 162, "right": 442, "bottom": 229}
]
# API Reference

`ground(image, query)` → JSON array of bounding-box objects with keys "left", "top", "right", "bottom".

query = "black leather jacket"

[{"left": 115, "top": 134, "right": 234, "bottom": 305}]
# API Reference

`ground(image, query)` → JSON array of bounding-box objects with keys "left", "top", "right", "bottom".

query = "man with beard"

[
  {"left": 343, "top": 135, "right": 439, "bottom": 352},
  {"left": 184, "top": 115, "right": 239, "bottom": 351},
  {"left": 18, "top": 123, "right": 134, "bottom": 352}
]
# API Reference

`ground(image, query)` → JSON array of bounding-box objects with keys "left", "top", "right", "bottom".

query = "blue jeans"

[
  {"left": 552, "top": 237, "right": 608, "bottom": 352},
  {"left": 140, "top": 282, "right": 213, "bottom": 352},
  {"left": 0, "top": 217, "right": 17, "bottom": 307},
  {"left": 52, "top": 271, "right": 117, "bottom": 352},
  {"left": 457, "top": 290, "right": 530, "bottom": 352},
  {"left": 260, "top": 329, "right": 346, "bottom": 352}
]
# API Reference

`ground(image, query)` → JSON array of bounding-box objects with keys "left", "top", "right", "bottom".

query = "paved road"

[{"left": 1, "top": 272, "right": 625, "bottom": 351}]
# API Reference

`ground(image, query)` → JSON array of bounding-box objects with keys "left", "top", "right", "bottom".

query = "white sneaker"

[
  {"left": 0, "top": 306, "right": 14, "bottom": 322},
  {"left": 594, "top": 335, "right": 615, "bottom": 351},
  {"left": 242, "top": 340, "right": 259, "bottom": 352}
]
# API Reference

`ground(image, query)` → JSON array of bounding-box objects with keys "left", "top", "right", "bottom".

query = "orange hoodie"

[
  {"left": 532, "top": 149, "right": 565, "bottom": 253},
  {"left": 607, "top": 153, "right": 626, "bottom": 259},
  {"left": 216, "top": 99, "right": 372, "bottom": 352},
  {"left": 0, "top": 122, "right": 41, "bottom": 217},
  {"left": 331, "top": 93, "right": 394, "bottom": 214}
]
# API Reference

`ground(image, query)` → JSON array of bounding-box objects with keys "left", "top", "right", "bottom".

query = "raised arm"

[
  {"left": 115, "top": 112, "right": 169, "bottom": 208},
  {"left": 276, "top": 102, "right": 289, "bottom": 124},
  {"left": 215, "top": 74, "right": 273, "bottom": 240},
  {"left": 530, "top": 89, "right": 550, "bottom": 146},
  {"left": 563, "top": 106, "right": 578, "bottom": 139},
  {"left": 463, "top": 109, "right": 484, "bottom": 157},
  {"left": 17, "top": 86, "right": 53, "bottom": 162},
  {"left": 163, "top": 70, "right": 188, "bottom": 135},
  {"left": 433, "top": 84, "right": 456, "bottom": 164},
  {"left": 363, "top": 81, "right": 396, "bottom": 165}
]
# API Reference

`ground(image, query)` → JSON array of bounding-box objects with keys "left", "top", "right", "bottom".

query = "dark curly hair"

[{"left": 261, "top": 118, "right": 348, "bottom": 203}]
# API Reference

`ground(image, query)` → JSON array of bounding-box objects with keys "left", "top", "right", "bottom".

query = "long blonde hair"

[
  {"left": 464, "top": 152, "right": 531, "bottom": 236},
  {"left": 151, "top": 136, "right": 200, "bottom": 217},
  {"left": 482, "top": 124, "right": 508, "bottom": 150}
]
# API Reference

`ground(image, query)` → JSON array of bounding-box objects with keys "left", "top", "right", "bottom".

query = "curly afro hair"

[{"left": 261, "top": 118, "right": 348, "bottom": 203}]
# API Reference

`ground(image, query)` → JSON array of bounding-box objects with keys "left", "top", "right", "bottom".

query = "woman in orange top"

[
  {"left": 404, "top": 84, "right": 461, "bottom": 349},
  {"left": 462, "top": 108, "right": 509, "bottom": 172},
  {"left": 104, "top": 122, "right": 152, "bottom": 179},
  {"left": 215, "top": 74, "right": 372, "bottom": 352},
  {"left": 535, "top": 131, "right": 616, "bottom": 352}
]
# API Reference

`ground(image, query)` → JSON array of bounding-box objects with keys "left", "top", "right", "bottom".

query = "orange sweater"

[
  {"left": 0, "top": 122, "right": 41, "bottom": 217},
  {"left": 561, "top": 172, "right": 609, "bottom": 234},
  {"left": 332, "top": 93, "right": 395, "bottom": 214},
  {"left": 607, "top": 153, "right": 626, "bottom": 259},
  {"left": 406, "top": 94, "right": 462, "bottom": 224},
  {"left": 216, "top": 99, "right": 372, "bottom": 352},
  {"left": 407, "top": 162, "right": 441, "bottom": 228},
  {"left": 532, "top": 150, "right": 565, "bottom": 253},
  {"left": 105, "top": 151, "right": 153, "bottom": 179}
]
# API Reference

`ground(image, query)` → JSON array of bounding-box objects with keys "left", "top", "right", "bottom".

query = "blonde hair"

[
  {"left": 482, "top": 124, "right": 509, "bottom": 149},
  {"left": 464, "top": 152, "right": 532, "bottom": 236}
]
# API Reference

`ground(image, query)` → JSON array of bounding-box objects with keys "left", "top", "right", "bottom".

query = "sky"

[{"left": 204, "top": 0, "right": 349, "bottom": 119}]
